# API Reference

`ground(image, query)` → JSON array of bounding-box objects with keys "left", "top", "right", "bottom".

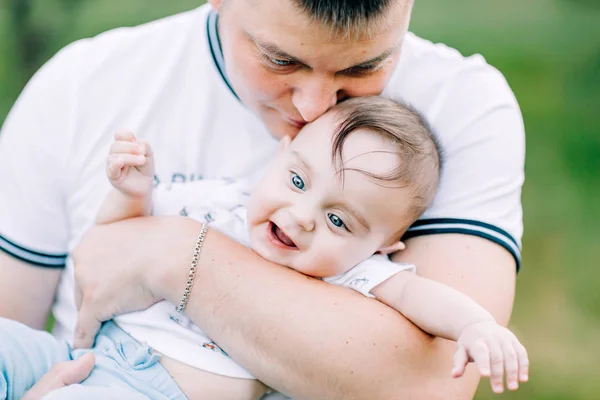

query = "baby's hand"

[
  {"left": 451, "top": 321, "right": 529, "bottom": 394},
  {"left": 106, "top": 130, "right": 154, "bottom": 198}
]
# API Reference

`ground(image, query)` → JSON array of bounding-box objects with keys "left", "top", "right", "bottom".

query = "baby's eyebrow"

[
  {"left": 291, "top": 150, "right": 314, "bottom": 176},
  {"left": 341, "top": 202, "right": 370, "bottom": 231}
]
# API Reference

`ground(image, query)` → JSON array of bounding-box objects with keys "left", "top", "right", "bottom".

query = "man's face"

[{"left": 211, "top": 0, "right": 411, "bottom": 139}]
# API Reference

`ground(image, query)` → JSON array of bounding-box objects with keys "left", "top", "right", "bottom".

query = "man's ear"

[
  {"left": 377, "top": 241, "right": 405, "bottom": 255},
  {"left": 278, "top": 135, "right": 292, "bottom": 153},
  {"left": 208, "top": 0, "right": 223, "bottom": 11}
]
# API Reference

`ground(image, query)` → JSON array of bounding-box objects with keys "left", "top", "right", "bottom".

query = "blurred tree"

[
  {"left": 564, "top": 0, "right": 600, "bottom": 8},
  {"left": 7, "top": 0, "right": 45, "bottom": 76},
  {"left": 5, "top": 0, "right": 86, "bottom": 78}
]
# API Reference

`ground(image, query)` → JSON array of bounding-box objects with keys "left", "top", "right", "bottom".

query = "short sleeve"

[
  {"left": 323, "top": 254, "right": 415, "bottom": 298},
  {"left": 0, "top": 43, "right": 82, "bottom": 267},
  {"left": 399, "top": 56, "right": 525, "bottom": 272}
]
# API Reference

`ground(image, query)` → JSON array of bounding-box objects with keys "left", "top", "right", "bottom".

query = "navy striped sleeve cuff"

[
  {"left": 0, "top": 233, "right": 67, "bottom": 268},
  {"left": 402, "top": 218, "right": 521, "bottom": 272}
]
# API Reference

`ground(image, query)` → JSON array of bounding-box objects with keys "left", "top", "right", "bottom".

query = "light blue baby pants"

[{"left": 0, "top": 317, "right": 187, "bottom": 400}]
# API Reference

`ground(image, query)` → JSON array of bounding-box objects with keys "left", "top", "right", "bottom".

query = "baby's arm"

[
  {"left": 371, "top": 272, "right": 529, "bottom": 393},
  {"left": 371, "top": 272, "right": 494, "bottom": 340},
  {"left": 96, "top": 131, "right": 155, "bottom": 225}
]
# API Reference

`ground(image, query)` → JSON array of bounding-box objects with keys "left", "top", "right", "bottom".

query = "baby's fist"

[{"left": 106, "top": 130, "right": 155, "bottom": 198}]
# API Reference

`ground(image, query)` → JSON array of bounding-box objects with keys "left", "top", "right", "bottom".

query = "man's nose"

[{"left": 292, "top": 75, "right": 339, "bottom": 123}]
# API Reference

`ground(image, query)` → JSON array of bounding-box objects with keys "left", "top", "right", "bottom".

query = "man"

[{"left": 0, "top": 0, "right": 524, "bottom": 398}]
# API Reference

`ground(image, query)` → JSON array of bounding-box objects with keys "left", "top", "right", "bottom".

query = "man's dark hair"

[
  {"left": 331, "top": 96, "right": 443, "bottom": 230},
  {"left": 292, "top": 0, "right": 403, "bottom": 34}
]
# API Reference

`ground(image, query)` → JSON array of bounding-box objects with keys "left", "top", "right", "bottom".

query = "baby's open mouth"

[{"left": 269, "top": 221, "right": 297, "bottom": 249}]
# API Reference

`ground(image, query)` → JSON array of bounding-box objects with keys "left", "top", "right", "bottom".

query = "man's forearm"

[{"left": 150, "top": 221, "right": 455, "bottom": 399}]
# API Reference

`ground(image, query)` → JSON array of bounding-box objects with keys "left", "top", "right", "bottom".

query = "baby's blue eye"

[
  {"left": 328, "top": 213, "right": 345, "bottom": 228},
  {"left": 291, "top": 173, "right": 305, "bottom": 190}
]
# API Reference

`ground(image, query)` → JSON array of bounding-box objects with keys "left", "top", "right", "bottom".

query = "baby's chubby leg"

[{"left": 0, "top": 317, "right": 72, "bottom": 400}]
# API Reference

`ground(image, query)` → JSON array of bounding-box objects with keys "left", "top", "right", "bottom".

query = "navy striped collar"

[{"left": 206, "top": 9, "right": 239, "bottom": 100}]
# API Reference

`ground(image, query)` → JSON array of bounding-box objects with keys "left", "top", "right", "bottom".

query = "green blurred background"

[{"left": 1, "top": 0, "right": 599, "bottom": 398}]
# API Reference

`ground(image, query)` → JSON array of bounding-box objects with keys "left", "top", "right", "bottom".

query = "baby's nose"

[{"left": 288, "top": 208, "right": 315, "bottom": 232}]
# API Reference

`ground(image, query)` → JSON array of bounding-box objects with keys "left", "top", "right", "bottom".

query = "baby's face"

[{"left": 247, "top": 111, "right": 414, "bottom": 278}]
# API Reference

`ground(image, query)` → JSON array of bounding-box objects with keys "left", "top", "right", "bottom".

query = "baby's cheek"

[
  {"left": 325, "top": 242, "right": 375, "bottom": 275},
  {"left": 307, "top": 249, "right": 352, "bottom": 278},
  {"left": 247, "top": 194, "right": 272, "bottom": 224}
]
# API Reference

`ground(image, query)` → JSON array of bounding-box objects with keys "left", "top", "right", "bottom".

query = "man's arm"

[
  {"left": 0, "top": 252, "right": 62, "bottom": 329},
  {"left": 161, "top": 224, "right": 515, "bottom": 399},
  {"left": 73, "top": 215, "right": 515, "bottom": 399},
  {"left": 0, "top": 43, "right": 84, "bottom": 331}
]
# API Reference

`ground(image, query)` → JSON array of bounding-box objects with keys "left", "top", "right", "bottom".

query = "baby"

[{"left": 0, "top": 97, "right": 528, "bottom": 400}]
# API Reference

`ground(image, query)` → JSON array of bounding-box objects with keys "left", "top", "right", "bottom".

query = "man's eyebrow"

[
  {"left": 249, "top": 33, "right": 397, "bottom": 71},
  {"left": 344, "top": 48, "right": 396, "bottom": 70},
  {"left": 250, "top": 34, "right": 308, "bottom": 65}
]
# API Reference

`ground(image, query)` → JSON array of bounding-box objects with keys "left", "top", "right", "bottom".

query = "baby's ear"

[
  {"left": 377, "top": 241, "right": 406, "bottom": 255},
  {"left": 278, "top": 135, "right": 292, "bottom": 153}
]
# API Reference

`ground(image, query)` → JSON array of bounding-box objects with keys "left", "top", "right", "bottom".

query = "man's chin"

[
  {"left": 268, "top": 124, "right": 301, "bottom": 140},
  {"left": 260, "top": 115, "right": 301, "bottom": 140}
]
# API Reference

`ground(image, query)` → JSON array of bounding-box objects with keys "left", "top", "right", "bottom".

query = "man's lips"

[
  {"left": 267, "top": 221, "right": 298, "bottom": 250},
  {"left": 283, "top": 115, "right": 306, "bottom": 129}
]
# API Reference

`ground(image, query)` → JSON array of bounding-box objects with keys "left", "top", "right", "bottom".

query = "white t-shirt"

[
  {"left": 0, "top": 3, "right": 524, "bottom": 344},
  {"left": 113, "top": 178, "right": 413, "bottom": 379}
]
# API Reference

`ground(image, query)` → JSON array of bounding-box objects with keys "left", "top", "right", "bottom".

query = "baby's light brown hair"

[{"left": 331, "top": 96, "right": 443, "bottom": 234}]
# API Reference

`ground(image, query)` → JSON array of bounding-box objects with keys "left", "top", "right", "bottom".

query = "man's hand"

[
  {"left": 71, "top": 216, "right": 198, "bottom": 349},
  {"left": 21, "top": 353, "right": 95, "bottom": 400},
  {"left": 71, "top": 218, "right": 176, "bottom": 348},
  {"left": 452, "top": 321, "right": 529, "bottom": 393}
]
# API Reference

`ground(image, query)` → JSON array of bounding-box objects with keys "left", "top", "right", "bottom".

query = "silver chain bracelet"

[{"left": 176, "top": 222, "right": 209, "bottom": 313}]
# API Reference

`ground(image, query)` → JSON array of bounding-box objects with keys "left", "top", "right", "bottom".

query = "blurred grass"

[{"left": 1, "top": 1, "right": 599, "bottom": 399}]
